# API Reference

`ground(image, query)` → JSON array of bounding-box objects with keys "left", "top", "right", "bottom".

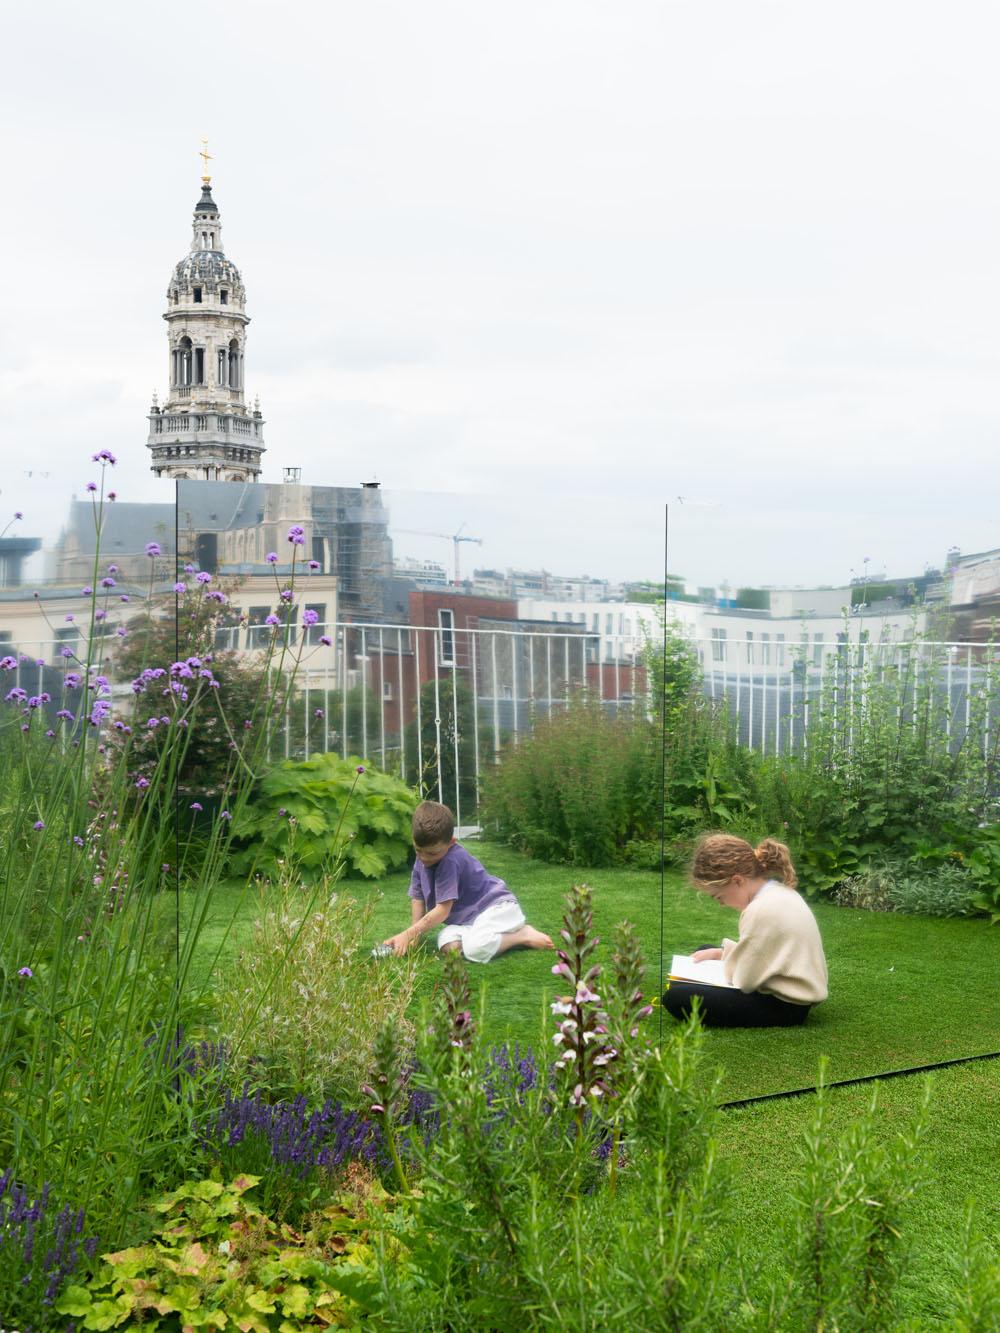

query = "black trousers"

[
  {"left": 662, "top": 946, "right": 812, "bottom": 1029},
  {"left": 662, "top": 980, "right": 810, "bottom": 1028}
]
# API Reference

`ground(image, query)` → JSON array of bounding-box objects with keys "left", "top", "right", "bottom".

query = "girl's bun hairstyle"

[
  {"left": 691, "top": 832, "right": 798, "bottom": 890},
  {"left": 753, "top": 837, "right": 797, "bottom": 889}
]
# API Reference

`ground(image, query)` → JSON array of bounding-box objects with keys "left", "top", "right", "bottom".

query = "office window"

[
  {"left": 813, "top": 634, "right": 824, "bottom": 667},
  {"left": 438, "top": 609, "right": 456, "bottom": 666},
  {"left": 746, "top": 631, "right": 755, "bottom": 665},
  {"left": 710, "top": 627, "right": 727, "bottom": 662},
  {"left": 248, "top": 606, "right": 271, "bottom": 649},
  {"left": 761, "top": 633, "right": 770, "bottom": 666},
  {"left": 776, "top": 633, "right": 786, "bottom": 666}
]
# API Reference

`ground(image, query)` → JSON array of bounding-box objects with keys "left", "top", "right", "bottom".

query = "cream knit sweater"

[{"left": 721, "top": 882, "right": 828, "bottom": 1005}]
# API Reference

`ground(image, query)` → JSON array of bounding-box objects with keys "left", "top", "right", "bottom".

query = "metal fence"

[
  {"left": 9, "top": 621, "right": 1000, "bottom": 826},
  {"left": 689, "top": 635, "right": 1000, "bottom": 759},
  {"left": 0, "top": 621, "right": 651, "bottom": 832},
  {"left": 278, "top": 621, "right": 651, "bottom": 829}
]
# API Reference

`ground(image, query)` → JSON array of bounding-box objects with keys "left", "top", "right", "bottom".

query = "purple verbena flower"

[
  {"left": 173, "top": 582, "right": 187, "bottom": 594},
  {"left": 302, "top": 608, "right": 319, "bottom": 626},
  {"left": 146, "top": 542, "right": 161, "bottom": 557},
  {"left": 265, "top": 552, "right": 278, "bottom": 564},
  {"left": 18, "top": 966, "right": 33, "bottom": 978},
  {"left": 92, "top": 449, "right": 117, "bottom": 465}
]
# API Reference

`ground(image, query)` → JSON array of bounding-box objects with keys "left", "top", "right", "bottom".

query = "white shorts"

[{"left": 437, "top": 898, "right": 526, "bottom": 964}]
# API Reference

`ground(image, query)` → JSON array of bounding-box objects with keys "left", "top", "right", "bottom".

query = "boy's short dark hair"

[{"left": 412, "top": 800, "right": 455, "bottom": 847}]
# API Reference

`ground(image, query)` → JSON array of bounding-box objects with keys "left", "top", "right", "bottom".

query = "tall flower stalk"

[
  {"left": 602, "top": 919, "right": 654, "bottom": 1194},
  {"left": 361, "top": 1018, "right": 411, "bottom": 1195},
  {"left": 550, "top": 884, "right": 617, "bottom": 1139}
]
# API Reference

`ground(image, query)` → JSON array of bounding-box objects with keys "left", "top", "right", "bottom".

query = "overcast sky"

[{"left": 4, "top": 1, "right": 1000, "bottom": 587}]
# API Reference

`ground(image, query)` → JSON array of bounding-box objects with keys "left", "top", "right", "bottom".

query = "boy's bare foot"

[
  {"left": 522, "top": 925, "right": 555, "bottom": 949},
  {"left": 496, "top": 924, "right": 554, "bottom": 954}
]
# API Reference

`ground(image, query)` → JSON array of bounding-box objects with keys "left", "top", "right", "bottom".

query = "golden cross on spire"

[{"left": 199, "top": 138, "right": 213, "bottom": 183}]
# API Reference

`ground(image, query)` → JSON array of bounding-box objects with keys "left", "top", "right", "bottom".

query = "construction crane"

[{"left": 395, "top": 523, "right": 483, "bottom": 585}]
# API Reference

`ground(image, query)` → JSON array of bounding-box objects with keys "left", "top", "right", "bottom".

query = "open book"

[{"left": 669, "top": 953, "right": 737, "bottom": 989}]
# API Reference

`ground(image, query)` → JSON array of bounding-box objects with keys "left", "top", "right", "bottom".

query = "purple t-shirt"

[{"left": 407, "top": 843, "right": 517, "bottom": 927}]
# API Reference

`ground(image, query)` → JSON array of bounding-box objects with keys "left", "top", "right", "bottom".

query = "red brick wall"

[{"left": 408, "top": 590, "right": 517, "bottom": 680}]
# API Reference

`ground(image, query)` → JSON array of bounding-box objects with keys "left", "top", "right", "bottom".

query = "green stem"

[{"left": 383, "top": 1118, "right": 409, "bottom": 1195}]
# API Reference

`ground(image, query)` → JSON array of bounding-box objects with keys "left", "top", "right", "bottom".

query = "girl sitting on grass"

[{"left": 663, "top": 832, "right": 828, "bottom": 1028}]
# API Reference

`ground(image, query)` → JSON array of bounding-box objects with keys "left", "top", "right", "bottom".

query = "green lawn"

[
  {"left": 183, "top": 841, "right": 1000, "bottom": 1320},
  {"left": 186, "top": 839, "right": 1000, "bottom": 1103}
]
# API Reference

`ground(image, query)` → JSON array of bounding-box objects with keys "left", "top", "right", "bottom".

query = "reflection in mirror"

[{"left": 662, "top": 504, "right": 1000, "bottom": 1099}]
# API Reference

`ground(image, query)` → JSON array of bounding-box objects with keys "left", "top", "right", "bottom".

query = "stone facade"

[{"left": 147, "top": 175, "right": 266, "bottom": 481}]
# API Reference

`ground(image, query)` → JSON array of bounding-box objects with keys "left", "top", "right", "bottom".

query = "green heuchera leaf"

[
  {"left": 81, "top": 1296, "right": 134, "bottom": 1331},
  {"left": 56, "top": 1285, "right": 94, "bottom": 1317},
  {"left": 191, "top": 1179, "right": 227, "bottom": 1200},
  {"left": 278, "top": 1282, "right": 313, "bottom": 1317}
]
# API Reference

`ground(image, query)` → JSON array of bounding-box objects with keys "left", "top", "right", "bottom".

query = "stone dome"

[{"left": 169, "top": 250, "right": 245, "bottom": 302}]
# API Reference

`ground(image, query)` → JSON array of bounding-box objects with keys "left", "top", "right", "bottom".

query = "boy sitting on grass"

[{"left": 383, "top": 800, "right": 553, "bottom": 962}]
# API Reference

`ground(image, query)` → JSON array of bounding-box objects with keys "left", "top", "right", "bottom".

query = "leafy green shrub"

[
  {"left": 483, "top": 699, "right": 656, "bottom": 865},
  {"left": 834, "top": 857, "right": 977, "bottom": 917},
  {"left": 833, "top": 860, "right": 898, "bottom": 912},
  {"left": 888, "top": 862, "right": 978, "bottom": 917},
  {"left": 215, "top": 887, "right": 418, "bottom": 1103},
  {"left": 772, "top": 1069, "right": 928, "bottom": 1331},
  {"left": 965, "top": 822, "right": 1000, "bottom": 924},
  {"left": 56, "top": 1173, "right": 382, "bottom": 1330},
  {"left": 230, "top": 753, "right": 418, "bottom": 881}
]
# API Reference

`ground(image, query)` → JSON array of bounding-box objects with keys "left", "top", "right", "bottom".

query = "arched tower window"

[
  {"left": 179, "top": 337, "right": 193, "bottom": 386},
  {"left": 217, "top": 347, "right": 226, "bottom": 385},
  {"left": 228, "top": 339, "right": 240, "bottom": 389}
]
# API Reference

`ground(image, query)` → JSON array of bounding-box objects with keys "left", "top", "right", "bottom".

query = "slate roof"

[{"left": 194, "top": 183, "right": 219, "bottom": 214}]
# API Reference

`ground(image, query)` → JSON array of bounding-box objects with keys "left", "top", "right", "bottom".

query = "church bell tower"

[{"left": 147, "top": 145, "right": 266, "bottom": 481}]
